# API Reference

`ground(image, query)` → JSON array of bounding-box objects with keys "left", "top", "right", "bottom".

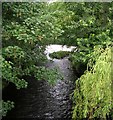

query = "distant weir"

[{"left": 44, "top": 44, "right": 76, "bottom": 60}]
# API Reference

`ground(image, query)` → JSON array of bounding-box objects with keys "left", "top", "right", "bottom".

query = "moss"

[{"left": 49, "top": 51, "right": 71, "bottom": 59}]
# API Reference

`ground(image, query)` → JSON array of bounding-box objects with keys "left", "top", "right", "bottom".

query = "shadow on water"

[{"left": 3, "top": 46, "right": 77, "bottom": 119}]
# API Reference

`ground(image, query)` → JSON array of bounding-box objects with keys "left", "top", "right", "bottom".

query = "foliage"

[
  {"left": 2, "top": 2, "right": 65, "bottom": 88},
  {"left": 61, "top": 2, "right": 113, "bottom": 75},
  {"left": 72, "top": 47, "right": 113, "bottom": 119},
  {"left": 1, "top": 101, "right": 14, "bottom": 117},
  {"left": 49, "top": 51, "right": 70, "bottom": 59},
  {"left": 62, "top": 3, "right": 113, "bottom": 45},
  {"left": 58, "top": 3, "right": 113, "bottom": 119},
  {"left": 2, "top": 2, "right": 113, "bottom": 118},
  {"left": 2, "top": 2, "right": 63, "bottom": 116},
  {"left": 44, "top": 2, "right": 75, "bottom": 45}
]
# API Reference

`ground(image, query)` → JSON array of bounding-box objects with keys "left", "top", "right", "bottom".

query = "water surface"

[{"left": 3, "top": 45, "right": 77, "bottom": 119}]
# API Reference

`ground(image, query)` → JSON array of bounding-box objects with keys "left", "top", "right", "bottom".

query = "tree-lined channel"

[
  {"left": 3, "top": 45, "right": 77, "bottom": 119},
  {"left": 2, "top": 2, "right": 113, "bottom": 120}
]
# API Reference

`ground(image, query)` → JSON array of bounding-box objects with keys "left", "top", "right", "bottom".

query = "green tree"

[
  {"left": 2, "top": 2, "right": 62, "bottom": 116},
  {"left": 61, "top": 3, "right": 113, "bottom": 75},
  {"left": 72, "top": 46, "right": 113, "bottom": 119}
]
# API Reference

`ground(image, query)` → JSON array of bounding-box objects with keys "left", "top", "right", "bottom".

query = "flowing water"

[{"left": 3, "top": 45, "right": 77, "bottom": 119}]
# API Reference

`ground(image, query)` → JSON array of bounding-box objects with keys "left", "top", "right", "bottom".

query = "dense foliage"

[
  {"left": 48, "top": 2, "right": 113, "bottom": 119},
  {"left": 63, "top": 3, "right": 113, "bottom": 73},
  {"left": 2, "top": 2, "right": 63, "bottom": 116},
  {"left": 2, "top": 101, "right": 14, "bottom": 117},
  {"left": 2, "top": 2, "right": 113, "bottom": 119},
  {"left": 72, "top": 47, "right": 113, "bottom": 119},
  {"left": 61, "top": 3, "right": 113, "bottom": 119}
]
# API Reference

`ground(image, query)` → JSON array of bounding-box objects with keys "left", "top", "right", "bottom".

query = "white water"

[{"left": 44, "top": 44, "right": 76, "bottom": 60}]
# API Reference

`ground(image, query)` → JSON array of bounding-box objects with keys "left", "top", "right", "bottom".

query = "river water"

[{"left": 3, "top": 45, "right": 77, "bottom": 119}]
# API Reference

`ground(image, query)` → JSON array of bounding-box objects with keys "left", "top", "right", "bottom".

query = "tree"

[
  {"left": 2, "top": 2, "right": 62, "bottom": 116},
  {"left": 72, "top": 46, "right": 113, "bottom": 119},
  {"left": 62, "top": 2, "right": 113, "bottom": 75}
]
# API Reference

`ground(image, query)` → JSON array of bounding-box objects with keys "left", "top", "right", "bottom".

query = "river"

[{"left": 3, "top": 45, "right": 77, "bottom": 119}]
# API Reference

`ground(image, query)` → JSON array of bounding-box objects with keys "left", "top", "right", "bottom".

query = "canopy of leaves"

[
  {"left": 2, "top": 2, "right": 113, "bottom": 119},
  {"left": 2, "top": 2, "right": 63, "bottom": 116},
  {"left": 2, "top": 2, "right": 64, "bottom": 89}
]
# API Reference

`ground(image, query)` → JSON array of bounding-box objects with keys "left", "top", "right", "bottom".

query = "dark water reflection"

[{"left": 3, "top": 58, "right": 77, "bottom": 119}]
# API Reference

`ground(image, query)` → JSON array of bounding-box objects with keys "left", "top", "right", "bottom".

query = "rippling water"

[{"left": 3, "top": 45, "right": 77, "bottom": 119}]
